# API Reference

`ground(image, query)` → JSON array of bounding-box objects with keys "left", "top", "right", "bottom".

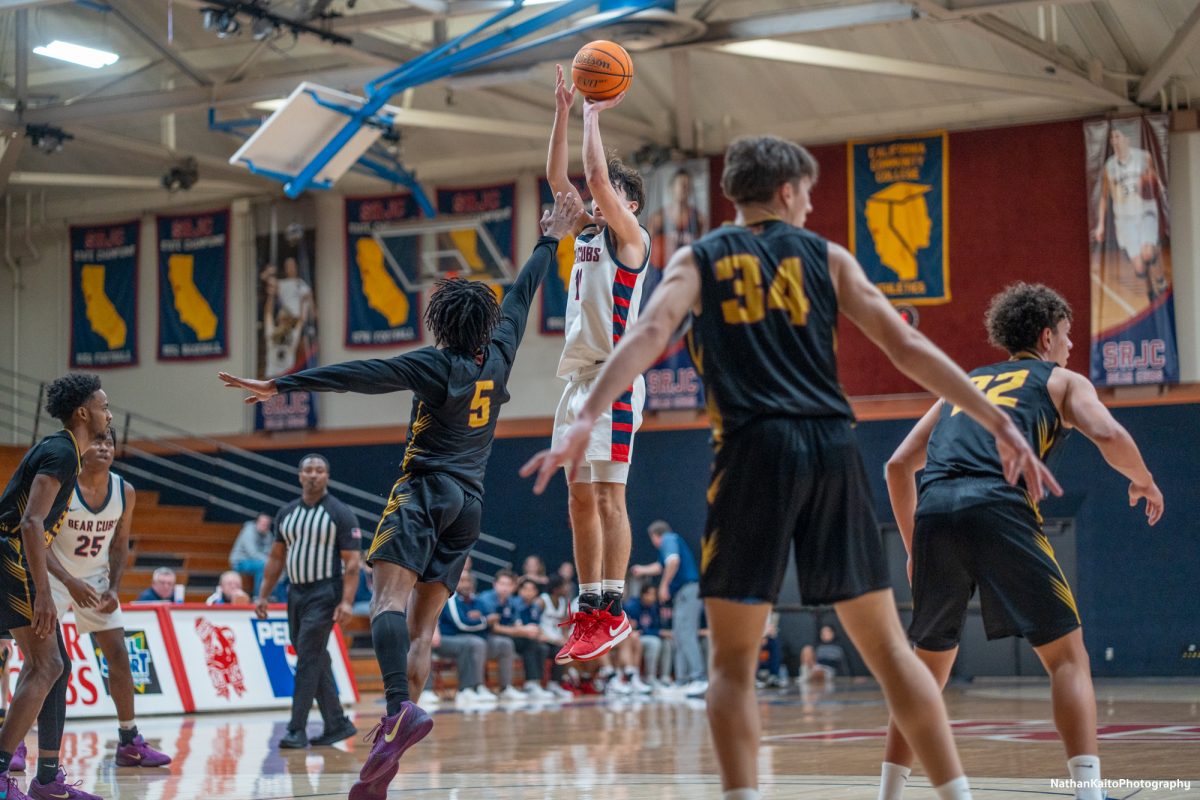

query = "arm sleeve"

[
  {"left": 35, "top": 439, "right": 78, "bottom": 485},
  {"left": 273, "top": 348, "right": 450, "bottom": 404},
  {"left": 329, "top": 500, "right": 362, "bottom": 551},
  {"left": 492, "top": 236, "right": 561, "bottom": 364}
]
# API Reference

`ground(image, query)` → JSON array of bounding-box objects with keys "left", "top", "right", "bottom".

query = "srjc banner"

[
  {"left": 1085, "top": 115, "right": 1178, "bottom": 386},
  {"left": 157, "top": 210, "right": 229, "bottom": 361},
  {"left": 344, "top": 194, "right": 424, "bottom": 347},
  {"left": 70, "top": 221, "right": 139, "bottom": 368}
]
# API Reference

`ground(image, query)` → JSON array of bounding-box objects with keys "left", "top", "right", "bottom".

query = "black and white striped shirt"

[{"left": 274, "top": 493, "right": 360, "bottom": 585}]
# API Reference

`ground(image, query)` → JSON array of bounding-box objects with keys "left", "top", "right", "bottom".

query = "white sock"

[
  {"left": 934, "top": 776, "right": 972, "bottom": 800},
  {"left": 601, "top": 579, "right": 624, "bottom": 596},
  {"left": 118, "top": 720, "right": 135, "bottom": 730},
  {"left": 722, "top": 790, "right": 761, "bottom": 800},
  {"left": 580, "top": 582, "right": 601, "bottom": 597},
  {"left": 1068, "top": 755, "right": 1103, "bottom": 800},
  {"left": 878, "top": 762, "right": 912, "bottom": 800}
]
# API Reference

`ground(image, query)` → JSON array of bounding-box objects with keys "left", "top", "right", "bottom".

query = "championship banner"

[
  {"left": 345, "top": 194, "right": 424, "bottom": 348},
  {"left": 156, "top": 210, "right": 229, "bottom": 361},
  {"left": 436, "top": 182, "right": 516, "bottom": 294},
  {"left": 7, "top": 612, "right": 186, "bottom": 719},
  {"left": 1085, "top": 116, "right": 1178, "bottom": 386},
  {"left": 254, "top": 202, "right": 319, "bottom": 431},
  {"left": 70, "top": 220, "right": 139, "bottom": 368},
  {"left": 849, "top": 132, "right": 949, "bottom": 304},
  {"left": 642, "top": 160, "right": 709, "bottom": 410},
  {"left": 167, "top": 606, "right": 356, "bottom": 712},
  {"left": 538, "top": 176, "right": 591, "bottom": 334}
]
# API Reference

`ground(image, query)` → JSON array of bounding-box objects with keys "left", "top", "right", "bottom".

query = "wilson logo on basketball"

[{"left": 575, "top": 54, "right": 611, "bottom": 69}]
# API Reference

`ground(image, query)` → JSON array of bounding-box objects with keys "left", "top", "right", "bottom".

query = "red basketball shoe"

[{"left": 569, "top": 607, "right": 630, "bottom": 662}]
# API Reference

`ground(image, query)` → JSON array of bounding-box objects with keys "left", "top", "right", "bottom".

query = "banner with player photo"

[
  {"left": 156, "top": 210, "right": 229, "bottom": 361},
  {"left": 641, "top": 159, "right": 710, "bottom": 411},
  {"left": 1085, "top": 115, "right": 1178, "bottom": 386},
  {"left": 254, "top": 201, "right": 319, "bottom": 431},
  {"left": 849, "top": 131, "right": 949, "bottom": 304},
  {"left": 436, "top": 182, "right": 516, "bottom": 294},
  {"left": 70, "top": 220, "right": 139, "bottom": 369},
  {"left": 345, "top": 193, "right": 425, "bottom": 348},
  {"left": 539, "top": 176, "right": 592, "bottom": 334}
]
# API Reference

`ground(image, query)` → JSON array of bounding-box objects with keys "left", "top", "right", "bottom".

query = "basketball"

[{"left": 571, "top": 40, "right": 633, "bottom": 101}]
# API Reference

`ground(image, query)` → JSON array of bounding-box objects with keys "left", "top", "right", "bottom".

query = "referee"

[{"left": 257, "top": 453, "right": 361, "bottom": 750}]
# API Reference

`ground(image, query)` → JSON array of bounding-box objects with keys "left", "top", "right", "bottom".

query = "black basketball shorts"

[
  {"left": 0, "top": 536, "right": 36, "bottom": 634},
  {"left": 908, "top": 478, "right": 1081, "bottom": 651},
  {"left": 700, "top": 416, "right": 890, "bottom": 605},
  {"left": 366, "top": 471, "right": 482, "bottom": 592}
]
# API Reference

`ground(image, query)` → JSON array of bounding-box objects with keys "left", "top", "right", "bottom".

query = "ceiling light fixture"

[{"left": 32, "top": 40, "right": 119, "bottom": 69}]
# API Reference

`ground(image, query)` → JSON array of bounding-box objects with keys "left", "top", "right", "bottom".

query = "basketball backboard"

[
  {"left": 372, "top": 210, "right": 515, "bottom": 292},
  {"left": 229, "top": 82, "right": 393, "bottom": 188}
]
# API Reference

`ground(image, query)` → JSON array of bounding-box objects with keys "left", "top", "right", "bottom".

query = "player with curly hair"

[
  {"left": 219, "top": 191, "right": 583, "bottom": 800},
  {"left": 878, "top": 282, "right": 1164, "bottom": 800},
  {"left": 0, "top": 372, "right": 111, "bottom": 799}
]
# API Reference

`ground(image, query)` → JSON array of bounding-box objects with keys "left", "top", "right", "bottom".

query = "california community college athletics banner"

[
  {"left": 849, "top": 132, "right": 949, "bottom": 304},
  {"left": 157, "top": 210, "right": 229, "bottom": 361},
  {"left": 344, "top": 193, "right": 424, "bottom": 348},
  {"left": 70, "top": 220, "right": 139, "bottom": 368},
  {"left": 1085, "top": 115, "right": 1178, "bottom": 386}
]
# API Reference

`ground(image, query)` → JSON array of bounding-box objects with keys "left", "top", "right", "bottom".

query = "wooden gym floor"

[{"left": 30, "top": 678, "right": 1198, "bottom": 799}]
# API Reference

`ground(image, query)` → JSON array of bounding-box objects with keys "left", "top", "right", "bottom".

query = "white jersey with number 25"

[{"left": 52, "top": 471, "right": 125, "bottom": 580}]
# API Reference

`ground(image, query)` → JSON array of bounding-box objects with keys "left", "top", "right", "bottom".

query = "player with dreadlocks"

[{"left": 219, "top": 190, "right": 583, "bottom": 800}]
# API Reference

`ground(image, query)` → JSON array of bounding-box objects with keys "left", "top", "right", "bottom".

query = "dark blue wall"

[{"left": 124, "top": 402, "right": 1198, "bottom": 677}]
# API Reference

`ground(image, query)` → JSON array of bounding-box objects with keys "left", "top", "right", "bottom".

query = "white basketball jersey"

[
  {"left": 557, "top": 224, "right": 651, "bottom": 380},
  {"left": 53, "top": 472, "right": 124, "bottom": 579},
  {"left": 1106, "top": 149, "right": 1153, "bottom": 219}
]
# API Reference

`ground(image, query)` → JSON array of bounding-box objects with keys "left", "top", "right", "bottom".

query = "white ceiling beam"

[
  {"left": 731, "top": 95, "right": 1091, "bottom": 148},
  {"left": 106, "top": 0, "right": 212, "bottom": 87},
  {"left": 959, "top": 14, "right": 1130, "bottom": 107},
  {"left": 716, "top": 40, "right": 1116, "bottom": 105},
  {"left": 69, "top": 125, "right": 272, "bottom": 187},
  {"left": 1136, "top": 0, "right": 1200, "bottom": 105},
  {"left": 8, "top": 171, "right": 253, "bottom": 191},
  {"left": 912, "top": 0, "right": 1095, "bottom": 16},
  {"left": 15, "top": 10, "right": 28, "bottom": 107},
  {"left": 0, "top": 131, "right": 25, "bottom": 193},
  {"left": 0, "top": 0, "right": 68, "bottom": 8},
  {"left": 22, "top": 66, "right": 384, "bottom": 125}
]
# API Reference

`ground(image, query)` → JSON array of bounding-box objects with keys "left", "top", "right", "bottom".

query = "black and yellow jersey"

[
  {"left": 921, "top": 355, "right": 1068, "bottom": 490},
  {"left": 0, "top": 429, "right": 82, "bottom": 542},
  {"left": 688, "top": 220, "right": 853, "bottom": 441},
  {"left": 275, "top": 236, "right": 559, "bottom": 496}
]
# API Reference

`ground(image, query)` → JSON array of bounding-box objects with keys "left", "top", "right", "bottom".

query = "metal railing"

[{"left": 0, "top": 366, "right": 516, "bottom": 576}]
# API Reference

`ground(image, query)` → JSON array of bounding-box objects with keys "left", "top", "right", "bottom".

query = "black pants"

[
  {"left": 513, "top": 637, "right": 546, "bottom": 683},
  {"left": 288, "top": 578, "right": 345, "bottom": 731}
]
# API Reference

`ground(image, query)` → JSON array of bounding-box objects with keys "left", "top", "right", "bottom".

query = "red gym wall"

[{"left": 709, "top": 119, "right": 1092, "bottom": 396}]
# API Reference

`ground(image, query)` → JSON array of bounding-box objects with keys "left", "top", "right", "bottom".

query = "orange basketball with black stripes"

[{"left": 571, "top": 40, "right": 633, "bottom": 102}]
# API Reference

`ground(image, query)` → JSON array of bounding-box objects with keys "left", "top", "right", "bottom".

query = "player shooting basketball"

[{"left": 545, "top": 62, "right": 651, "bottom": 664}]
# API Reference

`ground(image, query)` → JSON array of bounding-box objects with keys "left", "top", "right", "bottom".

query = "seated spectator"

[
  {"left": 801, "top": 624, "right": 851, "bottom": 685},
  {"left": 758, "top": 611, "right": 786, "bottom": 688},
  {"left": 230, "top": 513, "right": 272, "bottom": 591},
  {"left": 436, "top": 571, "right": 496, "bottom": 707},
  {"left": 625, "top": 583, "right": 672, "bottom": 686},
  {"left": 556, "top": 560, "right": 577, "bottom": 599},
  {"left": 536, "top": 577, "right": 574, "bottom": 698},
  {"left": 521, "top": 555, "right": 550, "bottom": 588},
  {"left": 477, "top": 570, "right": 540, "bottom": 701},
  {"left": 134, "top": 567, "right": 180, "bottom": 603},
  {"left": 205, "top": 570, "right": 251, "bottom": 606}
]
